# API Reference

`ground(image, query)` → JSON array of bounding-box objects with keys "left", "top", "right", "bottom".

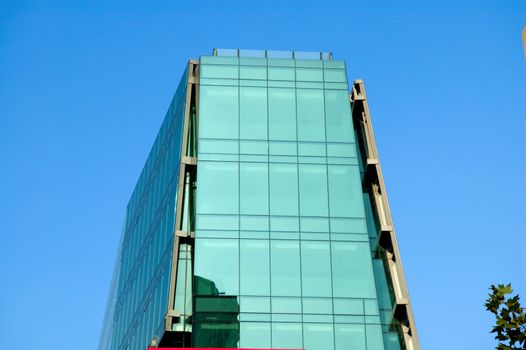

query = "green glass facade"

[
  {"left": 194, "top": 55, "right": 392, "bottom": 350},
  {"left": 99, "top": 70, "right": 188, "bottom": 350},
  {"left": 99, "top": 50, "right": 416, "bottom": 350}
]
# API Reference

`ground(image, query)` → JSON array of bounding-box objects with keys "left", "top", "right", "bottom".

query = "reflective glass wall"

[
  {"left": 101, "top": 69, "right": 188, "bottom": 350},
  {"left": 194, "top": 55, "right": 388, "bottom": 350}
]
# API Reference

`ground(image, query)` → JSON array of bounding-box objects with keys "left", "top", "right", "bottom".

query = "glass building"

[{"left": 99, "top": 49, "right": 420, "bottom": 350}]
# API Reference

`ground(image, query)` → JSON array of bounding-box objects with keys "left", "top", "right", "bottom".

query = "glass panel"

[
  {"left": 324, "top": 69, "right": 347, "bottom": 82},
  {"left": 200, "top": 77, "right": 238, "bottom": 86},
  {"left": 366, "top": 324, "right": 385, "bottom": 350},
  {"left": 364, "top": 299, "right": 380, "bottom": 315},
  {"left": 194, "top": 239, "right": 239, "bottom": 296},
  {"left": 335, "top": 324, "right": 366, "bottom": 350},
  {"left": 298, "top": 142, "right": 325, "bottom": 156},
  {"left": 330, "top": 218, "right": 367, "bottom": 234},
  {"left": 269, "top": 163, "right": 299, "bottom": 216},
  {"left": 240, "top": 87, "right": 267, "bottom": 140},
  {"left": 300, "top": 217, "right": 329, "bottom": 232},
  {"left": 297, "top": 81, "right": 323, "bottom": 89},
  {"left": 240, "top": 215, "right": 269, "bottom": 231},
  {"left": 272, "top": 323, "right": 303, "bottom": 348},
  {"left": 327, "top": 143, "right": 357, "bottom": 158},
  {"left": 297, "top": 89, "right": 325, "bottom": 141},
  {"left": 324, "top": 60, "right": 345, "bottom": 69},
  {"left": 201, "top": 64, "right": 238, "bottom": 79},
  {"left": 333, "top": 298, "right": 364, "bottom": 315},
  {"left": 272, "top": 314, "right": 302, "bottom": 322},
  {"left": 268, "top": 88, "right": 297, "bottom": 141},
  {"left": 299, "top": 164, "right": 328, "bottom": 216},
  {"left": 331, "top": 242, "right": 376, "bottom": 298},
  {"left": 240, "top": 322, "right": 271, "bottom": 348},
  {"left": 271, "top": 240, "right": 301, "bottom": 296},
  {"left": 268, "top": 57, "right": 295, "bottom": 66},
  {"left": 196, "top": 161, "right": 238, "bottom": 214},
  {"left": 240, "top": 79, "right": 266, "bottom": 87},
  {"left": 373, "top": 259, "right": 395, "bottom": 310},
  {"left": 301, "top": 241, "right": 332, "bottom": 297},
  {"left": 199, "top": 85, "right": 238, "bottom": 139},
  {"left": 268, "top": 67, "right": 295, "bottom": 80},
  {"left": 240, "top": 65, "right": 266, "bottom": 79},
  {"left": 240, "top": 140, "right": 268, "bottom": 154},
  {"left": 269, "top": 141, "right": 297, "bottom": 155},
  {"left": 295, "top": 59, "right": 322, "bottom": 67},
  {"left": 240, "top": 162, "right": 269, "bottom": 215},
  {"left": 325, "top": 89, "right": 354, "bottom": 143},
  {"left": 271, "top": 297, "right": 301, "bottom": 313},
  {"left": 239, "top": 57, "right": 267, "bottom": 65},
  {"left": 303, "top": 297, "right": 332, "bottom": 314},
  {"left": 240, "top": 296, "right": 271, "bottom": 313},
  {"left": 240, "top": 313, "right": 271, "bottom": 322},
  {"left": 296, "top": 67, "right": 323, "bottom": 81},
  {"left": 200, "top": 139, "right": 238, "bottom": 154},
  {"left": 304, "top": 324, "right": 334, "bottom": 350},
  {"left": 328, "top": 165, "right": 365, "bottom": 218},
  {"left": 270, "top": 216, "right": 299, "bottom": 232},
  {"left": 269, "top": 80, "right": 295, "bottom": 88},
  {"left": 201, "top": 55, "right": 238, "bottom": 65},
  {"left": 240, "top": 240, "right": 270, "bottom": 296},
  {"left": 196, "top": 214, "right": 238, "bottom": 230},
  {"left": 324, "top": 82, "right": 348, "bottom": 90}
]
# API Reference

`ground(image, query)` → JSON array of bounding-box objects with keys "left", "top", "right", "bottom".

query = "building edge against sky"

[{"left": 99, "top": 49, "right": 420, "bottom": 350}]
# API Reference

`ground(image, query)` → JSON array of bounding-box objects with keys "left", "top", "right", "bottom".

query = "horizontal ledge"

[
  {"left": 166, "top": 309, "right": 180, "bottom": 317},
  {"left": 181, "top": 156, "right": 197, "bottom": 165},
  {"left": 176, "top": 230, "right": 195, "bottom": 238}
]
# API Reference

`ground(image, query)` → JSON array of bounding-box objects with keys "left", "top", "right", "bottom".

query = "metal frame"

[
  {"left": 350, "top": 80, "right": 420, "bottom": 350},
  {"left": 165, "top": 60, "right": 200, "bottom": 333}
]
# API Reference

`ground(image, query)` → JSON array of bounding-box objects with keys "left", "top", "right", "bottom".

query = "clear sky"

[{"left": 0, "top": 0, "right": 525, "bottom": 349}]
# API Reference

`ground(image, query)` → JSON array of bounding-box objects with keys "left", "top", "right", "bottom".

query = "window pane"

[
  {"left": 296, "top": 67, "right": 323, "bottom": 81},
  {"left": 304, "top": 324, "right": 334, "bottom": 350},
  {"left": 303, "top": 297, "right": 332, "bottom": 314},
  {"left": 201, "top": 64, "right": 238, "bottom": 79},
  {"left": 331, "top": 242, "right": 376, "bottom": 298},
  {"left": 299, "top": 164, "right": 328, "bottom": 216},
  {"left": 240, "top": 240, "right": 270, "bottom": 295},
  {"left": 240, "top": 162, "right": 269, "bottom": 215},
  {"left": 196, "top": 161, "right": 238, "bottom": 214},
  {"left": 199, "top": 85, "right": 238, "bottom": 139},
  {"left": 301, "top": 241, "right": 332, "bottom": 297},
  {"left": 328, "top": 165, "right": 365, "bottom": 218},
  {"left": 240, "top": 87, "right": 267, "bottom": 140},
  {"left": 269, "top": 163, "right": 299, "bottom": 216},
  {"left": 366, "top": 324, "right": 385, "bottom": 350},
  {"left": 325, "top": 90, "right": 354, "bottom": 142},
  {"left": 324, "top": 69, "right": 347, "bottom": 83},
  {"left": 200, "top": 139, "right": 238, "bottom": 154},
  {"left": 240, "top": 66, "right": 266, "bottom": 80},
  {"left": 335, "top": 324, "right": 366, "bottom": 350},
  {"left": 271, "top": 240, "right": 301, "bottom": 296},
  {"left": 271, "top": 297, "right": 301, "bottom": 313},
  {"left": 272, "top": 323, "right": 302, "bottom": 348},
  {"left": 240, "top": 322, "right": 271, "bottom": 348},
  {"left": 297, "top": 89, "right": 325, "bottom": 142},
  {"left": 268, "top": 67, "right": 295, "bottom": 81},
  {"left": 194, "top": 239, "right": 239, "bottom": 296},
  {"left": 269, "top": 88, "right": 296, "bottom": 141}
]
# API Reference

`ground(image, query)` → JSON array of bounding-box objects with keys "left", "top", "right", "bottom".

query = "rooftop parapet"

[{"left": 213, "top": 48, "right": 333, "bottom": 60}]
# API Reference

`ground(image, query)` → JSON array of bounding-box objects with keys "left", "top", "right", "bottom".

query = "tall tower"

[{"left": 99, "top": 49, "right": 420, "bottom": 350}]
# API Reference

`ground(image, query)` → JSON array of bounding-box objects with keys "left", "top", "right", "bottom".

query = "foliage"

[{"left": 485, "top": 284, "right": 526, "bottom": 350}]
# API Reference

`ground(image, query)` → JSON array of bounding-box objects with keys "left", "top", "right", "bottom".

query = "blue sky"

[{"left": 0, "top": 0, "right": 525, "bottom": 349}]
